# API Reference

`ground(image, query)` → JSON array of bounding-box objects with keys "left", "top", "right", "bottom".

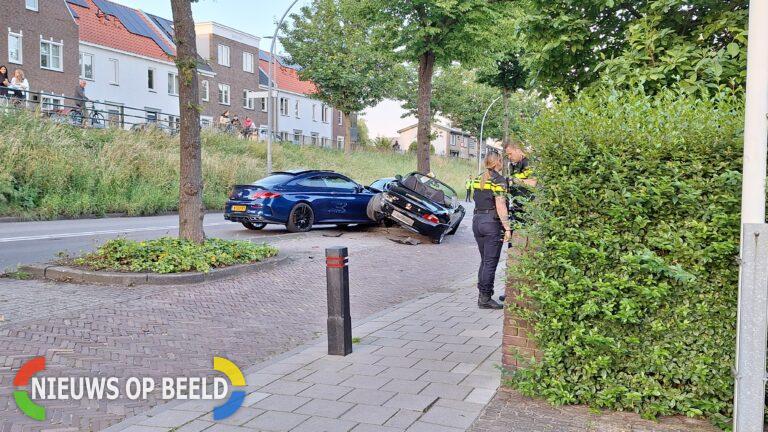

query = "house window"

[
  {"left": 26, "top": 0, "right": 38, "bottom": 11},
  {"left": 108, "top": 58, "right": 119, "bottom": 85},
  {"left": 293, "top": 130, "right": 302, "bottom": 145},
  {"left": 243, "top": 89, "right": 254, "bottom": 110},
  {"left": 79, "top": 53, "right": 93, "bottom": 80},
  {"left": 321, "top": 105, "right": 329, "bottom": 123},
  {"left": 200, "top": 116, "right": 213, "bottom": 129},
  {"left": 260, "top": 97, "right": 267, "bottom": 112},
  {"left": 310, "top": 132, "right": 318, "bottom": 146},
  {"left": 294, "top": 100, "right": 300, "bottom": 118},
  {"left": 201, "top": 80, "right": 209, "bottom": 101},
  {"left": 279, "top": 98, "right": 289, "bottom": 116},
  {"left": 8, "top": 32, "right": 22, "bottom": 64},
  {"left": 217, "top": 44, "right": 230, "bottom": 67},
  {"left": 41, "top": 96, "right": 63, "bottom": 111},
  {"left": 167, "top": 73, "right": 179, "bottom": 96},
  {"left": 243, "top": 52, "right": 254, "bottom": 73},
  {"left": 337, "top": 136, "right": 344, "bottom": 149},
  {"left": 107, "top": 106, "right": 124, "bottom": 128},
  {"left": 312, "top": 104, "right": 317, "bottom": 121},
  {"left": 40, "top": 40, "right": 63, "bottom": 71},
  {"left": 218, "top": 83, "right": 230, "bottom": 105},
  {"left": 450, "top": 134, "right": 458, "bottom": 146},
  {"left": 147, "top": 68, "right": 155, "bottom": 90},
  {"left": 146, "top": 110, "right": 158, "bottom": 123},
  {"left": 338, "top": 111, "right": 343, "bottom": 126},
  {"left": 168, "top": 115, "right": 179, "bottom": 131}
]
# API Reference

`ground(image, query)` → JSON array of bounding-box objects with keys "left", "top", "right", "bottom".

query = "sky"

[{"left": 118, "top": 0, "right": 411, "bottom": 138}]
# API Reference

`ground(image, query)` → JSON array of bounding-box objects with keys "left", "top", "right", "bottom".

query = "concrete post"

[{"left": 326, "top": 246, "right": 352, "bottom": 356}]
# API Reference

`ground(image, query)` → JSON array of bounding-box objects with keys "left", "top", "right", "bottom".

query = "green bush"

[
  {"left": 71, "top": 237, "right": 278, "bottom": 274},
  {"left": 508, "top": 90, "right": 744, "bottom": 428}
]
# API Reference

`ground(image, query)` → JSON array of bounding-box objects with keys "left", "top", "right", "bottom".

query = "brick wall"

[{"left": 502, "top": 233, "right": 542, "bottom": 370}]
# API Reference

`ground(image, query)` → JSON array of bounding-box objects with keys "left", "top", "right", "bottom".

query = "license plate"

[
  {"left": 390, "top": 211, "right": 414, "bottom": 226},
  {"left": 231, "top": 205, "right": 247, "bottom": 212}
]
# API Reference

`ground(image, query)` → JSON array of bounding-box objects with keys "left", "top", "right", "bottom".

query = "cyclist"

[{"left": 74, "top": 79, "right": 89, "bottom": 126}]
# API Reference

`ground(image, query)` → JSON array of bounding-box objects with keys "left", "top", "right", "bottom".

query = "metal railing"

[{"left": 0, "top": 89, "right": 179, "bottom": 134}]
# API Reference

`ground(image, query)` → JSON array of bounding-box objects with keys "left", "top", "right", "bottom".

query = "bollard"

[{"left": 326, "top": 246, "right": 352, "bottom": 356}]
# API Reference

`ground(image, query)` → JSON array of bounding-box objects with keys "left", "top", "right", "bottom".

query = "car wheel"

[
  {"left": 366, "top": 193, "right": 384, "bottom": 221},
  {"left": 286, "top": 203, "right": 314, "bottom": 232},
  {"left": 242, "top": 221, "right": 267, "bottom": 230}
]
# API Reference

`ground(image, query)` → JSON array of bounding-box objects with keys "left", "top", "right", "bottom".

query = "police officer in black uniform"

[{"left": 472, "top": 151, "right": 511, "bottom": 310}]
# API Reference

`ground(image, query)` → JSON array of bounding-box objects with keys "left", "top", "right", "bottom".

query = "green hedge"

[{"left": 508, "top": 90, "right": 744, "bottom": 428}]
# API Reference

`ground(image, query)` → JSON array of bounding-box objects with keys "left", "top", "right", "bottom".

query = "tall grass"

[{"left": 0, "top": 111, "right": 476, "bottom": 218}]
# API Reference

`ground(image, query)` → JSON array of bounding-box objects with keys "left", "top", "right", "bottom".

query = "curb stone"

[{"left": 18, "top": 254, "right": 290, "bottom": 286}]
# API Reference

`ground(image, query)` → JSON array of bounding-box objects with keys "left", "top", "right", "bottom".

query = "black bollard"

[{"left": 326, "top": 246, "right": 352, "bottom": 356}]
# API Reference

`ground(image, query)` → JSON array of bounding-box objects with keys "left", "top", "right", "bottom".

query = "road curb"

[
  {"left": 0, "top": 210, "right": 221, "bottom": 224},
  {"left": 18, "top": 254, "right": 290, "bottom": 287}
]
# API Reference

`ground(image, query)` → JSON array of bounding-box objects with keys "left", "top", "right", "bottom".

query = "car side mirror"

[
  {"left": 395, "top": 174, "right": 402, "bottom": 181},
  {"left": 356, "top": 185, "right": 363, "bottom": 193}
]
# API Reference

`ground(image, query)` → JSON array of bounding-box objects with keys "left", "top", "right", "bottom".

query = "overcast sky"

[{"left": 119, "top": 0, "right": 410, "bottom": 137}]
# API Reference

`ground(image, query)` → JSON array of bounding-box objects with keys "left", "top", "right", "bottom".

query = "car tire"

[
  {"left": 366, "top": 193, "right": 384, "bottom": 221},
  {"left": 242, "top": 221, "right": 267, "bottom": 230},
  {"left": 286, "top": 203, "right": 314, "bottom": 232}
]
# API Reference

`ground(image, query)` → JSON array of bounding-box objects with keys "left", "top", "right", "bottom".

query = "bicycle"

[{"left": 69, "top": 102, "right": 106, "bottom": 128}]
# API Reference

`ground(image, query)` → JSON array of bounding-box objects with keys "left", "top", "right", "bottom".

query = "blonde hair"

[
  {"left": 14, "top": 69, "right": 25, "bottom": 80},
  {"left": 479, "top": 152, "right": 502, "bottom": 189}
]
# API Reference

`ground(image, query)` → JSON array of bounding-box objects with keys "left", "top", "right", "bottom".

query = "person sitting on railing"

[
  {"left": 0, "top": 65, "right": 10, "bottom": 97},
  {"left": 218, "top": 110, "right": 230, "bottom": 130},
  {"left": 9, "top": 69, "right": 29, "bottom": 101},
  {"left": 74, "top": 79, "right": 89, "bottom": 125},
  {"left": 231, "top": 115, "right": 242, "bottom": 135},
  {"left": 243, "top": 116, "right": 254, "bottom": 139}
]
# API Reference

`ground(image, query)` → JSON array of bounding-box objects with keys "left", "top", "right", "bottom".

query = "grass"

[{"left": 0, "top": 110, "right": 477, "bottom": 219}]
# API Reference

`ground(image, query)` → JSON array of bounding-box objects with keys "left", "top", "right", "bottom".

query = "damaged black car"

[{"left": 367, "top": 172, "right": 465, "bottom": 244}]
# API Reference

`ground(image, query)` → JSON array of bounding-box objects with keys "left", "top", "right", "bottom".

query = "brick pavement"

[
  {"left": 104, "top": 284, "right": 505, "bottom": 432},
  {"left": 0, "top": 220, "right": 484, "bottom": 432}
]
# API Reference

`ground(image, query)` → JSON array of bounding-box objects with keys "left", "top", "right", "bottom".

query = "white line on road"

[{"left": 0, "top": 223, "right": 231, "bottom": 243}]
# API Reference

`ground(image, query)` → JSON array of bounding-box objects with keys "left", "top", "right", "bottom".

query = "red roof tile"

[
  {"left": 259, "top": 58, "right": 316, "bottom": 96},
  {"left": 71, "top": 0, "right": 175, "bottom": 62}
]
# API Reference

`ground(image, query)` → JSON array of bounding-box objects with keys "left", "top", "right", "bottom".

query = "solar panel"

[
  {"left": 91, "top": 0, "right": 174, "bottom": 56},
  {"left": 66, "top": 0, "right": 89, "bottom": 7},
  {"left": 259, "top": 69, "right": 270, "bottom": 86},
  {"left": 148, "top": 14, "right": 175, "bottom": 40}
]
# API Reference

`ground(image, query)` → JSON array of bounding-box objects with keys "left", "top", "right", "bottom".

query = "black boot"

[
  {"left": 478, "top": 293, "right": 503, "bottom": 309},
  {"left": 499, "top": 294, "right": 506, "bottom": 302}
]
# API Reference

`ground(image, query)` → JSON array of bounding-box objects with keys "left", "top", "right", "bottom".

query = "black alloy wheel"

[{"left": 286, "top": 203, "right": 314, "bottom": 232}]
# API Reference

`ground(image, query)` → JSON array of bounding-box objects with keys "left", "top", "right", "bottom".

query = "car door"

[
  {"left": 291, "top": 175, "right": 333, "bottom": 222},
  {"left": 323, "top": 175, "right": 369, "bottom": 222}
]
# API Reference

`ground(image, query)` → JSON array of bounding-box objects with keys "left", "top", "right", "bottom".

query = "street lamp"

[
  {"left": 477, "top": 95, "right": 502, "bottom": 173},
  {"left": 266, "top": 0, "right": 300, "bottom": 175}
]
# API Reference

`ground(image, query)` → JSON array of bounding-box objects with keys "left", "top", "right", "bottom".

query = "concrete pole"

[
  {"left": 734, "top": 1, "right": 768, "bottom": 430},
  {"left": 266, "top": 0, "right": 300, "bottom": 175},
  {"left": 477, "top": 96, "right": 502, "bottom": 173},
  {"left": 326, "top": 247, "right": 352, "bottom": 356}
]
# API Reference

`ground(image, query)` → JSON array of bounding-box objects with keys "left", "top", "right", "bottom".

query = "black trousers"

[
  {"left": 465, "top": 188, "right": 471, "bottom": 202},
  {"left": 472, "top": 213, "right": 503, "bottom": 296}
]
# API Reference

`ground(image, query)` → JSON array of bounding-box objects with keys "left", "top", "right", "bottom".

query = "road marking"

[{"left": 0, "top": 223, "right": 231, "bottom": 243}]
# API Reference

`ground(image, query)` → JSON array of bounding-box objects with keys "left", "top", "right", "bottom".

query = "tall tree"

[
  {"left": 477, "top": 53, "right": 527, "bottom": 147},
  {"left": 282, "top": 0, "right": 399, "bottom": 154},
  {"left": 170, "top": 0, "right": 205, "bottom": 243},
  {"left": 363, "top": 0, "right": 503, "bottom": 174}
]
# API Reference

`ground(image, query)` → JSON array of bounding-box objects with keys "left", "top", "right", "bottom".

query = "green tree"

[
  {"left": 477, "top": 53, "right": 528, "bottom": 146},
  {"left": 282, "top": 0, "right": 399, "bottom": 154},
  {"left": 363, "top": 0, "right": 504, "bottom": 173},
  {"left": 508, "top": 0, "right": 747, "bottom": 94},
  {"left": 355, "top": 118, "right": 370, "bottom": 147},
  {"left": 170, "top": 0, "right": 205, "bottom": 243}
]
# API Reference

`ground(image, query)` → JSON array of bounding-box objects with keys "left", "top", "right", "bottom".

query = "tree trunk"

[
  {"left": 344, "top": 111, "right": 352, "bottom": 154},
  {"left": 502, "top": 87, "right": 510, "bottom": 147},
  {"left": 171, "top": 0, "right": 205, "bottom": 243},
  {"left": 416, "top": 50, "right": 435, "bottom": 174}
]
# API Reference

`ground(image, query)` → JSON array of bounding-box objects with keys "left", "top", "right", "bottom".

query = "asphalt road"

[{"left": 0, "top": 213, "right": 358, "bottom": 272}]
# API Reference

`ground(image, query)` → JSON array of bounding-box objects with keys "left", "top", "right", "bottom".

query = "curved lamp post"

[
  {"left": 266, "top": 0, "right": 300, "bottom": 175},
  {"left": 476, "top": 95, "right": 502, "bottom": 173}
]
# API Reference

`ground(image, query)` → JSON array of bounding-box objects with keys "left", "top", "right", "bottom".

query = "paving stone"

[
  {"left": 438, "top": 343, "right": 481, "bottom": 354},
  {"left": 427, "top": 327, "right": 464, "bottom": 336},
  {"left": 342, "top": 353, "right": 384, "bottom": 365},
  {"left": 378, "top": 367, "right": 427, "bottom": 381},
  {"left": 339, "top": 388, "right": 397, "bottom": 405},
  {"left": 434, "top": 398, "right": 485, "bottom": 414},
  {"left": 290, "top": 416, "right": 358, "bottom": 432},
  {"left": 370, "top": 337, "right": 411, "bottom": 348},
  {"left": 451, "top": 363, "right": 478, "bottom": 375},
  {"left": 459, "top": 373, "right": 501, "bottom": 390},
  {"left": 403, "top": 341, "right": 443, "bottom": 351},
  {"left": 384, "top": 409, "right": 422, "bottom": 429},
  {"left": 464, "top": 388, "right": 497, "bottom": 405},
  {"left": 258, "top": 380, "right": 313, "bottom": 396},
  {"left": 340, "top": 364, "right": 388, "bottom": 376},
  {"left": 374, "top": 347, "right": 416, "bottom": 357},
  {"left": 340, "top": 404, "right": 399, "bottom": 426},
  {"left": 243, "top": 411, "right": 309, "bottom": 431},
  {"left": 384, "top": 394, "right": 439, "bottom": 412},
  {"left": 350, "top": 424, "right": 402, "bottom": 432},
  {"left": 407, "top": 350, "right": 450, "bottom": 361},
  {"left": 401, "top": 332, "right": 439, "bottom": 342},
  {"left": 294, "top": 398, "right": 355, "bottom": 418},
  {"left": 306, "top": 358, "right": 354, "bottom": 372},
  {"left": 444, "top": 352, "right": 490, "bottom": 365},
  {"left": 303, "top": 371, "right": 354, "bottom": 385},
  {"left": 174, "top": 399, "right": 220, "bottom": 412},
  {"left": 120, "top": 427, "right": 168, "bottom": 432},
  {"left": 204, "top": 425, "right": 253, "bottom": 432},
  {"left": 419, "top": 406, "right": 478, "bottom": 429},
  {"left": 432, "top": 334, "right": 472, "bottom": 344},
  {"left": 340, "top": 375, "right": 392, "bottom": 390},
  {"left": 380, "top": 379, "right": 429, "bottom": 395},
  {"left": 252, "top": 394, "right": 311, "bottom": 412},
  {"left": 370, "top": 330, "right": 406, "bottom": 339},
  {"left": 284, "top": 368, "right": 315, "bottom": 381},
  {"left": 138, "top": 410, "right": 202, "bottom": 427},
  {"left": 197, "top": 407, "right": 266, "bottom": 426},
  {"left": 418, "top": 371, "right": 467, "bottom": 385},
  {"left": 242, "top": 392, "right": 270, "bottom": 407},
  {"left": 297, "top": 383, "right": 354, "bottom": 401},
  {"left": 375, "top": 356, "right": 420, "bottom": 368},
  {"left": 176, "top": 419, "right": 214, "bottom": 432},
  {"left": 419, "top": 383, "right": 473, "bottom": 401},
  {"left": 413, "top": 359, "right": 459, "bottom": 372},
  {"left": 406, "top": 421, "right": 465, "bottom": 432}
]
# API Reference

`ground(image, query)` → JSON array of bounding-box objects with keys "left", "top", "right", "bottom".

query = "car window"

[
  {"left": 324, "top": 176, "right": 357, "bottom": 191},
  {"left": 295, "top": 176, "right": 327, "bottom": 188},
  {"left": 254, "top": 174, "right": 294, "bottom": 188}
]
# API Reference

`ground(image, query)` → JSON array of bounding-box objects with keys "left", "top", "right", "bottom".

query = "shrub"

[
  {"left": 508, "top": 89, "right": 744, "bottom": 429},
  {"left": 71, "top": 237, "right": 278, "bottom": 273}
]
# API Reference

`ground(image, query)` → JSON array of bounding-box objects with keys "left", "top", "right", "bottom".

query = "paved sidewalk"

[{"left": 105, "top": 284, "right": 504, "bottom": 432}]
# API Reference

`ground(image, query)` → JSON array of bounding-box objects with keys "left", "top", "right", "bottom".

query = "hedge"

[{"left": 508, "top": 90, "right": 745, "bottom": 429}]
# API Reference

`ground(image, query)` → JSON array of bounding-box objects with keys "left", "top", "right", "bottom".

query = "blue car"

[{"left": 224, "top": 170, "right": 377, "bottom": 232}]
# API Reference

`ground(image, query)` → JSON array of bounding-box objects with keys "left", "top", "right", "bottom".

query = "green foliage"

[
  {"left": 355, "top": 118, "right": 371, "bottom": 147},
  {"left": 408, "top": 141, "right": 435, "bottom": 155},
  {"left": 508, "top": 0, "right": 747, "bottom": 94},
  {"left": 508, "top": 90, "right": 744, "bottom": 428},
  {"left": 0, "top": 111, "right": 477, "bottom": 218},
  {"left": 72, "top": 237, "right": 278, "bottom": 274},
  {"left": 372, "top": 136, "right": 394, "bottom": 151}
]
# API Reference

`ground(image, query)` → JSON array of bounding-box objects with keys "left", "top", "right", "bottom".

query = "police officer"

[{"left": 472, "top": 151, "right": 511, "bottom": 310}]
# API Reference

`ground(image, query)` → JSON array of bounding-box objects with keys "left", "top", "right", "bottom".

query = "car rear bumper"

[
  {"left": 380, "top": 201, "right": 450, "bottom": 239},
  {"left": 224, "top": 202, "right": 280, "bottom": 224}
]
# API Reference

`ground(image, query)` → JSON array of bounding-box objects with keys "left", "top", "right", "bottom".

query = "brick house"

[
  {"left": 194, "top": 22, "right": 261, "bottom": 129},
  {"left": 0, "top": 0, "right": 79, "bottom": 102}
]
